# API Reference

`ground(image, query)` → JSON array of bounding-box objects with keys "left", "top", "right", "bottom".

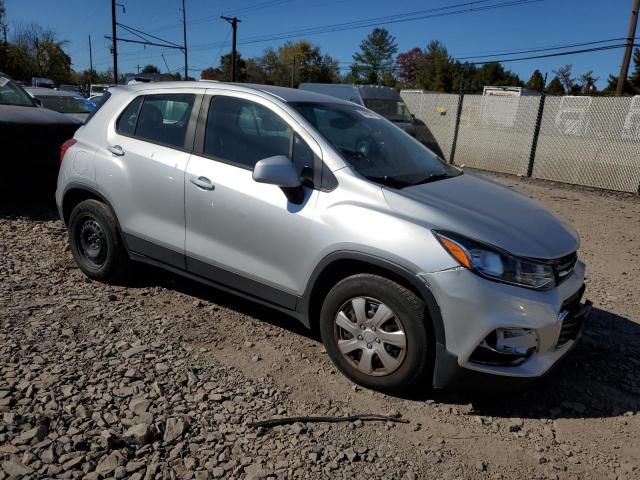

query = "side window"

[
  {"left": 132, "top": 94, "right": 195, "bottom": 148},
  {"left": 292, "top": 134, "right": 315, "bottom": 187},
  {"left": 116, "top": 96, "right": 142, "bottom": 135},
  {"left": 204, "top": 96, "right": 292, "bottom": 169}
]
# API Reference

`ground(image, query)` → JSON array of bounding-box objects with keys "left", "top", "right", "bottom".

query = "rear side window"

[
  {"left": 116, "top": 94, "right": 195, "bottom": 149},
  {"left": 204, "top": 96, "right": 292, "bottom": 169},
  {"left": 84, "top": 91, "right": 111, "bottom": 124},
  {"left": 116, "top": 96, "right": 142, "bottom": 135}
]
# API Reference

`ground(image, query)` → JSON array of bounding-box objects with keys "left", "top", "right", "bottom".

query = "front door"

[{"left": 184, "top": 93, "right": 320, "bottom": 309}]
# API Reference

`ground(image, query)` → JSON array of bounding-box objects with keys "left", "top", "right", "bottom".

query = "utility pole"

[
  {"left": 617, "top": 0, "right": 640, "bottom": 96},
  {"left": 182, "top": 0, "right": 188, "bottom": 80},
  {"left": 111, "top": 0, "right": 118, "bottom": 84},
  {"left": 88, "top": 35, "right": 93, "bottom": 85},
  {"left": 136, "top": 64, "right": 140, "bottom": 74},
  {"left": 221, "top": 16, "right": 240, "bottom": 82}
]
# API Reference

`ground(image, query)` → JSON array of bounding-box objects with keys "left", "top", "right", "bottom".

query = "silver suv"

[{"left": 56, "top": 82, "right": 591, "bottom": 392}]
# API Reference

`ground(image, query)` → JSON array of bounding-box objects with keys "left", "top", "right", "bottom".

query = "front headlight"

[{"left": 434, "top": 231, "right": 555, "bottom": 290}]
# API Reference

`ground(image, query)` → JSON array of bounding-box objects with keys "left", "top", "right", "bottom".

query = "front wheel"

[{"left": 319, "top": 274, "right": 432, "bottom": 392}]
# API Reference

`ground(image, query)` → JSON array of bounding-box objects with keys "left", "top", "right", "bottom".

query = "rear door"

[
  {"left": 97, "top": 91, "right": 201, "bottom": 268},
  {"left": 184, "top": 91, "right": 321, "bottom": 308}
]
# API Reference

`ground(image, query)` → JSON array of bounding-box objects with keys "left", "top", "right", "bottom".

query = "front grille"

[
  {"left": 556, "top": 284, "right": 586, "bottom": 347},
  {"left": 553, "top": 252, "right": 578, "bottom": 284}
]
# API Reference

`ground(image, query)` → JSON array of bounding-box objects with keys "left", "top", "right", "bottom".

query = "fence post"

[
  {"left": 449, "top": 91, "right": 464, "bottom": 165},
  {"left": 527, "top": 93, "right": 546, "bottom": 177}
]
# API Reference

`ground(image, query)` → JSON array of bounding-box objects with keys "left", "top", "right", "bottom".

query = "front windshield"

[
  {"left": 363, "top": 99, "right": 412, "bottom": 123},
  {"left": 0, "top": 77, "right": 36, "bottom": 107},
  {"left": 291, "top": 102, "right": 459, "bottom": 188},
  {"left": 38, "top": 95, "right": 94, "bottom": 114}
]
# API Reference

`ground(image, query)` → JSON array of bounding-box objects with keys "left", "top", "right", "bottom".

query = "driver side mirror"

[
  {"left": 252, "top": 155, "right": 304, "bottom": 204},
  {"left": 33, "top": 97, "right": 43, "bottom": 107}
]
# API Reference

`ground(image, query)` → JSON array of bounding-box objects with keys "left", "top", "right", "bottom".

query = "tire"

[
  {"left": 68, "top": 199, "right": 130, "bottom": 283},
  {"left": 319, "top": 274, "right": 432, "bottom": 392}
]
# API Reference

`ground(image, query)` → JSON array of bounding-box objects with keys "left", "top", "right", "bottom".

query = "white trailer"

[{"left": 480, "top": 86, "right": 541, "bottom": 128}]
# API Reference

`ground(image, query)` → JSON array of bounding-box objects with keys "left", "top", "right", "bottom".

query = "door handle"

[
  {"left": 107, "top": 145, "right": 125, "bottom": 156},
  {"left": 190, "top": 176, "right": 215, "bottom": 191}
]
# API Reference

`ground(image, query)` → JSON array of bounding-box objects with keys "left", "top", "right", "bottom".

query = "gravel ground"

[{"left": 1, "top": 172, "right": 639, "bottom": 480}]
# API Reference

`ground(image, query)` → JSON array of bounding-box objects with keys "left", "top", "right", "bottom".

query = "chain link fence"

[
  {"left": 454, "top": 94, "right": 540, "bottom": 176},
  {"left": 400, "top": 90, "right": 460, "bottom": 161},
  {"left": 533, "top": 96, "right": 640, "bottom": 192},
  {"left": 401, "top": 90, "right": 640, "bottom": 193}
]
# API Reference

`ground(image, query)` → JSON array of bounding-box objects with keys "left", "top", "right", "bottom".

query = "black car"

[{"left": 0, "top": 73, "right": 82, "bottom": 196}]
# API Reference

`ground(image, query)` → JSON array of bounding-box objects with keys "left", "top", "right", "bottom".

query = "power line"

[
  {"left": 238, "top": 0, "right": 540, "bottom": 45},
  {"left": 466, "top": 43, "right": 638, "bottom": 65},
  {"left": 186, "top": 0, "right": 540, "bottom": 52},
  {"left": 222, "top": 0, "right": 290, "bottom": 17},
  {"left": 455, "top": 37, "right": 634, "bottom": 60}
]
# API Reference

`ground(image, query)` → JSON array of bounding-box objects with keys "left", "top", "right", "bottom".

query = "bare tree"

[
  {"left": 579, "top": 70, "right": 600, "bottom": 94},
  {"left": 553, "top": 64, "right": 574, "bottom": 92}
]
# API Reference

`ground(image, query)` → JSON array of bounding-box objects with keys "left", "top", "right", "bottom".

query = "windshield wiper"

[
  {"left": 406, "top": 173, "right": 452, "bottom": 187},
  {"left": 365, "top": 175, "right": 412, "bottom": 188}
]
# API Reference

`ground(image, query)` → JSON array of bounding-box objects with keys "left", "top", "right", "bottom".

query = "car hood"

[
  {"left": 0, "top": 105, "right": 83, "bottom": 126},
  {"left": 382, "top": 171, "right": 579, "bottom": 259}
]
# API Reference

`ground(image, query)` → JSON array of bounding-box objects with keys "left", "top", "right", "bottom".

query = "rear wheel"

[
  {"left": 68, "top": 199, "right": 130, "bottom": 283},
  {"left": 319, "top": 274, "right": 432, "bottom": 392}
]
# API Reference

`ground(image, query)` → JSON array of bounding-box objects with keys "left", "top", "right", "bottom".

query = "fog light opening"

[{"left": 469, "top": 328, "right": 538, "bottom": 367}]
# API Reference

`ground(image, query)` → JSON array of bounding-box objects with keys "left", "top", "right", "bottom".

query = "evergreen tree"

[
  {"left": 629, "top": 47, "right": 640, "bottom": 93},
  {"left": 602, "top": 74, "right": 634, "bottom": 96},
  {"left": 351, "top": 28, "right": 398, "bottom": 84},
  {"left": 525, "top": 69, "right": 545, "bottom": 92},
  {"left": 414, "top": 41, "right": 455, "bottom": 92},
  {"left": 546, "top": 76, "right": 565, "bottom": 95}
]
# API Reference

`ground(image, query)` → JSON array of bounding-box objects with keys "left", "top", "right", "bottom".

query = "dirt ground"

[{"left": 1, "top": 172, "right": 639, "bottom": 480}]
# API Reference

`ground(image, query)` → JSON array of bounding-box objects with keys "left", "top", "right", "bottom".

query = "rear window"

[{"left": 84, "top": 91, "right": 111, "bottom": 124}]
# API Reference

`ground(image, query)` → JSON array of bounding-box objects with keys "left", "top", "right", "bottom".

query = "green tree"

[
  {"left": 629, "top": 47, "right": 640, "bottom": 93},
  {"left": 0, "top": 0, "right": 7, "bottom": 43},
  {"left": 546, "top": 76, "right": 565, "bottom": 95},
  {"left": 351, "top": 28, "right": 398, "bottom": 84},
  {"left": 141, "top": 64, "right": 160, "bottom": 74},
  {"left": 602, "top": 74, "right": 634, "bottom": 96},
  {"left": 525, "top": 69, "right": 545, "bottom": 92},
  {"left": 414, "top": 41, "right": 456, "bottom": 92},
  {"left": 470, "top": 62, "right": 523, "bottom": 90}
]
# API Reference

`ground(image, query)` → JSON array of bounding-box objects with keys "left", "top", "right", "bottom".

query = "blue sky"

[{"left": 4, "top": 0, "right": 635, "bottom": 88}]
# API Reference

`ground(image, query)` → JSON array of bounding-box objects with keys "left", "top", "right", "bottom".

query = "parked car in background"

[
  {"left": 57, "top": 82, "right": 590, "bottom": 392},
  {"left": 27, "top": 87, "right": 96, "bottom": 122},
  {"left": 31, "top": 77, "right": 55, "bottom": 89},
  {"left": 299, "top": 83, "right": 444, "bottom": 158},
  {"left": 89, "top": 84, "right": 111, "bottom": 98},
  {"left": 59, "top": 84, "right": 83, "bottom": 95},
  {"left": 0, "top": 73, "right": 82, "bottom": 196}
]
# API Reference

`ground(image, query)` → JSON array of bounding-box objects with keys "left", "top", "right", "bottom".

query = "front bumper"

[{"left": 420, "top": 261, "right": 590, "bottom": 388}]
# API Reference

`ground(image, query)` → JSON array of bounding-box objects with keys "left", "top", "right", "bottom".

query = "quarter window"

[{"left": 116, "top": 96, "right": 142, "bottom": 136}]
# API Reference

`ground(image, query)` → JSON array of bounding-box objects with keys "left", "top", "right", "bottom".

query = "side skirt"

[{"left": 129, "top": 252, "right": 306, "bottom": 324}]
